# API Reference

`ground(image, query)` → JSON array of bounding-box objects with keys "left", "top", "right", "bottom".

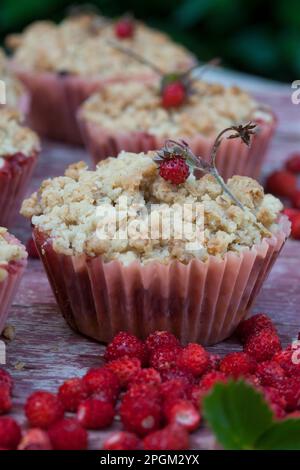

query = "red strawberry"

[
  {"left": 120, "top": 395, "right": 162, "bottom": 437},
  {"left": 129, "top": 368, "right": 161, "bottom": 388},
  {"left": 274, "top": 346, "right": 300, "bottom": 377},
  {"left": 0, "top": 417, "right": 21, "bottom": 450},
  {"left": 291, "top": 190, "right": 300, "bottom": 210},
  {"left": 123, "top": 382, "right": 161, "bottom": 404},
  {"left": 0, "top": 384, "right": 12, "bottom": 414},
  {"left": 145, "top": 331, "right": 180, "bottom": 355},
  {"left": 106, "top": 357, "right": 141, "bottom": 388},
  {"left": 0, "top": 368, "right": 13, "bottom": 393},
  {"left": 285, "top": 153, "right": 300, "bottom": 173},
  {"left": 77, "top": 399, "right": 115, "bottom": 429},
  {"left": 103, "top": 431, "right": 142, "bottom": 450},
  {"left": 164, "top": 399, "right": 201, "bottom": 432},
  {"left": 159, "top": 366, "right": 195, "bottom": 386},
  {"left": 159, "top": 156, "right": 189, "bottom": 185},
  {"left": 18, "top": 429, "right": 52, "bottom": 450},
  {"left": 159, "top": 379, "right": 188, "bottom": 404},
  {"left": 276, "top": 377, "right": 300, "bottom": 411},
  {"left": 236, "top": 313, "right": 276, "bottom": 344},
  {"left": 104, "top": 331, "right": 147, "bottom": 364},
  {"left": 48, "top": 418, "right": 87, "bottom": 450},
  {"left": 82, "top": 367, "right": 120, "bottom": 402},
  {"left": 265, "top": 170, "right": 297, "bottom": 198},
  {"left": 25, "top": 391, "right": 64, "bottom": 429},
  {"left": 176, "top": 343, "right": 209, "bottom": 377},
  {"left": 58, "top": 377, "right": 88, "bottom": 412},
  {"left": 282, "top": 207, "right": 300, "bottom": 222},
  {"left": 263, "top": 386, "right": 287, "bottom": 419},
  {"left": 219, "top": 352, "right": 256, "bottom": 378},
  {"left": 162, "top": 81, "right": 186, "bottom": 109},
  {"left": 291, "top": 213, "right": 300, "bottom": 239},
  {"left": 150, "top": 346, "right": 180, "bottom": 372},
  {"left": 143, "top": 423, "right": 189, "bottom": 450},
  {"left": 199, "top": 371, "right": 227, "bottom": 391},
  {"left": 244, "top": 329, "right": 281, "bottom": 362},
  {"left": 256, "top": 360, "right": 286, "bottom": 387}
]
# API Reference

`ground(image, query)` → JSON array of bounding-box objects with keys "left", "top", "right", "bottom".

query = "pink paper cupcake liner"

[
  {"left": 32, "top": 216, "right": 290, "bottom": 345},
  {"left": 0, "top": 152, "right": 38, "bottom": 227},
  {"left": 10, "top": 63, "right": 159, "bottom": 145},
  {"left": 0, "top": 235, "right": 27, "bottom": 333},
  {"left": 79, "top": 113, "right": 276, "bottom": 180}
]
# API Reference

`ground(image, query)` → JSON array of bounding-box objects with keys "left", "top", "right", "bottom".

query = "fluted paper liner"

[
  {"left": 79, "top": 113, "right": 276, "bottom": 180},
  {"left": 0, "top": 153, "right": 38, "bottom": 227},
  {"left": 0, "top": 235, "right": 27, "bottom": 333},
  {"left": 33, "top": 217, "right": 290, "bottom": 345}
]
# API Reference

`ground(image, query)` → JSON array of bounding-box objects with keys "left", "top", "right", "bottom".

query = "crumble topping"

[
  {"left": 21, "top": 151, "right": 283, "bottom": 265},
  {"left": 80, "top": 80, "right": 267, "bottom": 138},
  {"left": 0, "top": 48, "right": 25, "bottom": 108},
  {"left": 0, "top": 227, "right": 27, "bottom": 281},
  {"left": 0, "top": 108, "right": 40, "bottom": 159},
  {"left": 7, "top": 16, "right": 194, "bottom": 77}
]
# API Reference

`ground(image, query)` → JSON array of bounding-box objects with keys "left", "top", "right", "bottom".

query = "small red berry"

[
  {"left": 206, "top": 353, "right": 221, "bottom": 371},
  {"left": 0, "top": 417, "right": 21, "bottom": 449},
  {"left": 146, "top": 331, "right": 180, "bottom": 354},
  {"left": 104, "top": 331, "right": 147, "bottom": 364},
  {"left": 0, "top": 385, "right": 12, "bottom": 414},
  {"left": 282, "top": 207, "right": 300, "bottom": 222},
  {"left": 143, "top": 423, "right": 189, "bottom": 450},
  {"left": 25, "top": 391, "right": 64, "bottom": 429},
  {"left": 285, "top": 153, "right": 300, "bottom": 173},
  {"left": 244, "top": 329, "right": 281, "bottom": 362},
  {"left": 49, "top": 418, "right": 87, "bottom": 450},
  {"left": 164, "top": 399, "right": 201, "bottom": 432},
  {"left": 26, "top": 237, "right": 39, "bottom": 259},
  {"left": 115, "top": 18, "right": 135, "bottom": 39},
  {"left": 274, "top": 346, "right": 300, "bottom": 377},
  {"left": 77, "top": 398, "right": 115, "bottom": 429},
  {"left": 103, "top": 431, "right": 142, "bottom": 450},
  {"left": 58, "top": 377, "right": 88, "bottom": 412},
  {"left": 129, "top": 368, "right": 161, "bottom": 388},
  {"left": 124, "top": 383, "right": 161, "bottom": 405},
  {"left": 150, "top": 346, "right": 180, "bottom": 372},
  {"left": 18, "top": 429, "right": 52, "bottom": 450},
  {"left": 263, "top": 386, "right": 287, "bottom": 419},
  {"left": 188, "top": 384, "right": 205, "bottom": 409},
  {"left": 236, "top": 313, "right": 276, "bottom": 344},
  {"left": 291, "top": 213, "right": 300, "bottom": 240},
  {"left": 219, "top": 352, "right": 256, "bottom": 378},
  {"left": 120, "top": 396, "right": 162, "bottom": 437},
  {"left": 176, "top": 343, "right": 209, "bottom": 378},
  {"left": 276, "top": 377, "right": 300, "bottom": 411},
  {"left": 199, "top": 371, "right": 227, "bottom": 391},
  {"left": 160, "top": 366, "right": 195, "bottom": 386},
  {"left": 0, "top": 369, "right": 13, "bottom": 393},
  {"left": 265, "top": 170, "right": 297, "bottom": 198},
  {"left": 159, "top": 156, "right": 189, "bottom": 185},
  {"left": 82, "top": 367, "right": 120, "bottom": 401},
  {"left": 291, "top": 190, "right": 300, "bottom": 210},
  {"left": 162, "top": 81, "right": 186, "bottom": 109},
  {"left": 159, "top": 379, "right": 188, "bottom": 404},
  {"left": 106, "top": 357, "right": 141, "bottom": 388},
  {"left": 256, "top": 360, "right": 286, "bottom": 387}
]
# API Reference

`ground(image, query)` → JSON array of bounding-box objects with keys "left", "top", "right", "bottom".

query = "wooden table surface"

[{"left": 3, "top": 77, "right": 300, "bottom": 450}]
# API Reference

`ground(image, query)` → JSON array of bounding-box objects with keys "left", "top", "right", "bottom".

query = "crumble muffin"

[
  {"left": 0, "top": 108, "right": 40, "bottom": 226},
  {"left": 0, "top": 49, "right": 27, "bottom": 110},
  {"left": 7, "top": 14, "right": 195, "bottom": 143},
  {"left": 20, "top": 150, "right": 289, "bottom": 345},
  {"left": 0, "top": 227, "right": 27, "bottom": 333}
]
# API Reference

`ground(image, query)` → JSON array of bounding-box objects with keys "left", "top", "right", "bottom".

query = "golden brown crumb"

[
  {"left": 0, "top": 227, "right": 27, "bottom": 281},
  {"left": 0, "top": 48, "right": 25, "bottom": 108}
]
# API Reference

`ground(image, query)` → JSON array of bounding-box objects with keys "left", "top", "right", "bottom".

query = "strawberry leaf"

[
  {"left": 256, "top": 419, "right": 300, "bottom": 450},
  {"left": 203, "top": 380, "right": 273, "bottom": 450}
]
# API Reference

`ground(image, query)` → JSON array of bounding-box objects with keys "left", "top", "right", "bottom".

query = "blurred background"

[{"left": 0, "top": 0, "right": 300, "bottom": 83}]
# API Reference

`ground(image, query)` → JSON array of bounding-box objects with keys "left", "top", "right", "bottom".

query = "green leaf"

[
  {"left": 256, "top": 419, "right": 300, "bottom": 450},
  {"left": 203, "top": 380, "right": 273, "bottom": 450}
]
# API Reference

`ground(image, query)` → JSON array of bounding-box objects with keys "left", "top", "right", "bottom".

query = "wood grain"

[{"left": 2, "top": 82, "right": 300, "bottom": 450}]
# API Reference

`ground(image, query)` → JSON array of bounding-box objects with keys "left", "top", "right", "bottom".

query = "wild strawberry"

[
  {"left": 291, "top": 213, "right": 300, "bottom": 239},
  {"left": 207, "top": 353, "right": 221, "bottom": 371},
  {"left": 199, "top": 371, "right": 227, "bottom": 391},
  {"left": 0, "top": 417, "right": 21, "bottom": 450},
  {"left": 265, "top": 170, "right": 297, "bottom": 198},
  {"left": 104, "top": 331, "right": 147, "bottom": 364},
  {"left": 150, "top": 346, "right": 180, "bottom": 372},
  {"left": 176, "top": 343, "right": 209, "bottom": 377},
  {"left": 282, "top": 207, "right": 300, "bottom": 222},
  {"left": 291, "top": 190, "right": 300, "bottom": 210},
  {"left": 159, "top": 379, "right": 188, "bottom": 404},
  {"left": 106, "top": 357, "right": 141, "bottom": 388},
  {"left": 263, "top": 386, "right": 287, "bottom": 419},
  {"left": 18, "top": 429, "right": 52, "bottom": 450},
  {"left": 244, "top": 328, "right": 281, "bottom": 362},
  {"left": 143, "top": 423, "right": 189, "bottom": 450},
  {"left": 219, "top": 352, "right": 256, "bottom": 378},
  {"left": 129, "top": 368, "right": 161, "bottom": 388},
  {"left": 285, "top": 153, "right": 300, "bottom": 173},
  {"left": 164, "top": 399, "right": 201, "bottom": 432},
  {"left": 0, "top": 368, "right": 13, "bottom": 393},
  {"left": 58, "top": 377, "right": 88, "bottom": 412},
  {"left": 276, "top": 377, "right": 300, "bottom": 411},
  {"left": 26, "top": 237, "right": 39, "bottom": 259},
  {"left": 48, "top": 418, "right": 87, "bottom": 450},
  {"left": 103, "top": 431, "right": 142, "bottom": 450},
  {"left": 115, "top": 17, "right": 135, "bottom": 39},
  {"left": 159, "top": 366, "right": 195, "bottom": 386},
  {"left": 77, "top": 398, "right": 115, "bottom": 429},
  {"left": 82, "top": 367, "right": 120, "bottom": 401},
  {"left": 162, "top": 81, "right": 186, "bottom": 109},
  {"left": 0, "top": 384, "right": 12, "bottom": 414},
  {"left": 274, "top": 346, "right": 300, "bottom": 377},
  {"left": 159, "top": 156, "right": 189, "bottom": 185},
  {"left": 236, "top": 313, "right": 276, "bottom": 344},
  {"left": 120, "top": 395, "right": 162, "bottom": 437},
  {"left": 25, "top": 391, "right": 64, "bottom": 429},
  {"left": 256, "top": 360, "right": 285, "bottom": 387},
  {"left": 145, "top": 331, "right": 180, "bottom": 355},
  {"left": 243, "top": 374, "right": 261, "bottom": 387},
  {"left": 188, "top": 384, "right": 205, "bottom": 409},
  {"left": 124, "top": 382, "right": 161, "bottom": 405}
]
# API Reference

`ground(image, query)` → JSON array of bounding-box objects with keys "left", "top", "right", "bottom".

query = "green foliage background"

[{"left": 1, "top": 0, "right": 300, "bottom": 82}]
